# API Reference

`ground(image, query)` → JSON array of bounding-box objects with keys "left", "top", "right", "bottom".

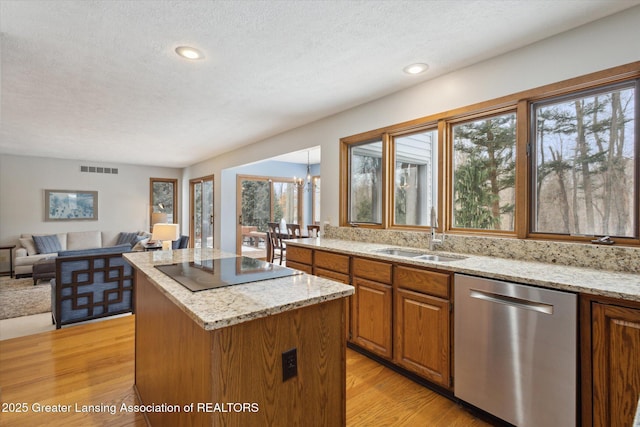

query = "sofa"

[
  {"left": 51, "top": 243, "right": 134, "bottom": 329},
  {"left": 14, "top": 230, "right": 148, "bottom": 277}
]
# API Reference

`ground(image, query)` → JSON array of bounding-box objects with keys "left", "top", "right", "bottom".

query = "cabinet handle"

[{"left": 469, "top": 289, "right": 554, "bottom": 315}]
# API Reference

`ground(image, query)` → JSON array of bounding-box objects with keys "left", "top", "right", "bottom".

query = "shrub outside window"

[
  {"left": 532, "top": 82, "right": 637, "bottom": 238},
  {"left": 349, "top": 140, "right": 383, "bottom": 224},
  {"left": 393, "top": 129, "right": 438, "bottom": 227},
  {"left": 452, "top": 112, "right": 516, "bottom": 231}
]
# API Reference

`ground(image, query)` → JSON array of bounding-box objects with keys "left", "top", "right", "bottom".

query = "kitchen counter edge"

[
  {"left": 286, "top": 238, "right": 640, "bottom": 302},
  {"left": 124, "top": 248, "right": 354, "bottom": 331}
]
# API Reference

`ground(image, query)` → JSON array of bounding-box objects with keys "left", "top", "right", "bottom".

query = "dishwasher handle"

[{"left": 469, "top": 289, "right": 554, "bottom": 315}]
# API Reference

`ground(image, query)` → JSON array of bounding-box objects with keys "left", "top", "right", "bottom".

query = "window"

[
  {"left": 190, "top": 176, "right": 213, "bottom": 249},
  {"left": 451, "top": 112, "right": 516, "bottom": 231},
  {"left": 349, "top": 139, "right": 384, "bottom": 224},
  {"left": 532, "top": 82, "right": 637, "bottom": 238},
  {"left": 312, "top": 176, "right": 321, "bottom": 225},
  {"left": 150, "top": 178, "right": 177, "bottom": 231},
  {"left": 272, "top": 180, "right": 299, "bottom": 225},
  {"left": 339, "top": 63, "right": 639, "bottom": 244},
  {"left": 393, "top": 129, "right": 438, "bottom": 227}
]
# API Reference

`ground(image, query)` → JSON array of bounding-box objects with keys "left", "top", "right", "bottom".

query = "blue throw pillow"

[
  {"left": 117, "top": 232, "right": 142, "bottom": 247},
  {"left": 32, "top": 234, "right": 62, "bottom": 254}
]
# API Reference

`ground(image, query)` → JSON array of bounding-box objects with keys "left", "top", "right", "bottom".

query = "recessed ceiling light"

[
  {"left": 175, "top": 46, "right": 204, "bottom": 60},
  {"left": 403, "top": 63, "right": 429, "bottom": 75}
]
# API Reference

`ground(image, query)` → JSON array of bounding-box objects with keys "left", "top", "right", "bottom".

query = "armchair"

[{"left": 51, "top": 244, "right": 134, "bottom": 329}]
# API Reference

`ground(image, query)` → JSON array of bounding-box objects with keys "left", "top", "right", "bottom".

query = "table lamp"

[
  {"left": 151, "top": 223, "right": 180, "bottom": 250},
  {"left": 151, "top": 212, "right": 168, "bottom": 226}
]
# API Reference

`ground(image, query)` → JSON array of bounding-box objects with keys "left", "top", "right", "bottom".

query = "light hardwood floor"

[{"left": 0, "top": 315, "right": 491, "bottom": 426}]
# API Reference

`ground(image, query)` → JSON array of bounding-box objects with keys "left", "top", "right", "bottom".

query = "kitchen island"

[{"left": 124, "top": 248, "right": 354, "bottom": 427}]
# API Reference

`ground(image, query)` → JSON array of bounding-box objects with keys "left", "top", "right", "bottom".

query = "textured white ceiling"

[{"left": 1, "top": 0, "right": 638, "bottom": 167}]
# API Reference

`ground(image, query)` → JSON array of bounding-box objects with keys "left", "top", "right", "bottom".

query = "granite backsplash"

[{"left": 323, "top": 225, "right": 640, "bottom": 274}]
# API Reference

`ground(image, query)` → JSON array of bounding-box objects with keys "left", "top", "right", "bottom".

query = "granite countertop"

[
  {"left": 124, "top": 248, "right": 354, "bottom": 331},
  {"left": 286, "top": 238, "right": 640, "bottom": 302}
]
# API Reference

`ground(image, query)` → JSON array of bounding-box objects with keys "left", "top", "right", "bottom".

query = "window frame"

[
  {"left": 340, "top": 133, "right": 389, "bottom": 228},
  {"left": 338, "top": 61, "right": 640, "bottom": 246},
  {"left": 389, "top": 125, "right": 440, "bottom": 231},
  {"left": 527, "top": 79, "right": 639, "bottom": 243},
  {"left": 150, "top": 177, "right": 178, "bottom": 232},
  {"left": 446, "top": 107, "right": 519, "bottom": 236}
]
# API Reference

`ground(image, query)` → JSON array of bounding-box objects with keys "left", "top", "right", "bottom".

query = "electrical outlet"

[{"left": 282, "top": 348, "right": 297, "bottom": 382}]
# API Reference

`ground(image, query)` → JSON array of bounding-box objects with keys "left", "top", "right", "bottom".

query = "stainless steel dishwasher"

[{"left": 454, "top": 274, "right": 577, "bottom": 427}]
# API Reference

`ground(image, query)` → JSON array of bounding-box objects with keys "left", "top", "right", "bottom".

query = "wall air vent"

[{"left": 80, "top": 165, "right": 118, "bottom": 174}]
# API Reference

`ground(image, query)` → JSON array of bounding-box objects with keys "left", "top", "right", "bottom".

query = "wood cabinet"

[
  {"left": 286, "top": 245, "right": 313, "bottom": 274},
  {"left": 394, "top": 266, "right": 451, "bottom": 388},
  {"left": 315, "top": 250, "right": 350, "bottom": 280},
  {"left": 313, "top": 250, "right": 351, "bottom": 341},
  {"left": 135, "top": 271, "right": 346, "bottom": 427},
  {"left": 285, "top": 244, "right": 453, "bottom": 388},
  {"left": 582, "top": 295, "right": 640, "bottom": 427},
  {"left": 352, "top": 257, "right": 393, "bottom": 359}
]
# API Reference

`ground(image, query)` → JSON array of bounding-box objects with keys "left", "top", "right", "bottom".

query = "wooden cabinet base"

[
  {"left": 394, "top": 288, "right": 450, "bottom": 389},
  {"left": 135, "top": 272, "right": 346, "bottom": 426},
  {"left": 581, "top": 294, "right": 640, "bottom": 427}
]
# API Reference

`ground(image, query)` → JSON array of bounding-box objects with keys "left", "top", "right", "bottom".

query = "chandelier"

[{"left": 294, "top": 151, "right": 314, "bottom": 191}]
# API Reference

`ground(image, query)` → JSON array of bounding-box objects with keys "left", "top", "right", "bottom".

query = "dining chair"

[
  {"left": 286, "top": 224, "right": 302, "bottom": 239},
  {"left": 307, "top": 225, "right": 320, "bottom": 237},
  {"left": 267, "top": 230, "right": 286, "bottom": 264}
]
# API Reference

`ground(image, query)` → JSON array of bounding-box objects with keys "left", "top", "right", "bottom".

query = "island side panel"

[
  {"left": 134, "top": 271, "right": 213, "bottom": 427},
  {"left": 210, "top": 298, "right": 346, "bottom": 427}
]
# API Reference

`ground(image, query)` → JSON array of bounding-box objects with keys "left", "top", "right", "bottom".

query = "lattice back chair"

[
  {"left": 307, "top": 224, "right": 320, "bottom": 237},
  {"left": 53, "top": 246, "right": 134, "bottom": 329}
]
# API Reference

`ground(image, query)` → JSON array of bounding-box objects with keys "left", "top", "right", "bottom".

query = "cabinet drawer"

[
  {"left": 353, "top": 257, "right": 392, "bottom": 284},
  {"left": 286, "top": 245, "right": 313, "bottom": 265},
  {"left": 287, "top": 261, "right": 313, "bottom": 274},
  {"left": 315, "top": 250, "right": 350, "bottom": 274},
  {"left": 394, "top": 265, "right": 450, "bottom": 299},
  {"left": 315, "top": 267, "right": 349, "bottom": 284}
]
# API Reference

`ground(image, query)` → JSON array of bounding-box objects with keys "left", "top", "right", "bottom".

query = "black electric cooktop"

[{"left": 155, "top": 256, "right": 302, "bottom": 292}]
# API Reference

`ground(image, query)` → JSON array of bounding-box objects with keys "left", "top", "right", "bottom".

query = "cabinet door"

[
  {"left": 352, "top": 277, "right": 392, "bottom": 359},
  {"left": 395, "top": 288, "right": 450, "bottom": 388},
  {"left": 592, "top": 303, "right": 640, "bottom": 427}
]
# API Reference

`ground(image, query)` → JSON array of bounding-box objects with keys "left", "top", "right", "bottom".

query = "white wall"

[
  {"left": 218, "top": 161, "right": 320, "bottom": 253},
  {"left": 184, "top": 6, "right": 640, "bottom": 251},
  {"left": 0, "top": 154, "right": 182, "bottom": 249}
]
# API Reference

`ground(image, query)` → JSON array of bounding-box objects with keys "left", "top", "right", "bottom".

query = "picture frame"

[{"left": 45, "top": 189, "right": 98, "bottom": 221}]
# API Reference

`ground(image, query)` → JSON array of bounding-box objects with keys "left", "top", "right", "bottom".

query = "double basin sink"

[{"left": 371, "top": 248, "right": 466, "bottom": 262}]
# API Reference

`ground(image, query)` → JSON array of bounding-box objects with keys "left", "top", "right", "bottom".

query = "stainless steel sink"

[
  {"left": 371, "top": 247, "right": 466, "bottom": 262},
  {"left": 371, "top": 248, "right": 426, "bottom": 257},
  {"left": 413, "top": 254, "right": 465, "bottom": 262}
]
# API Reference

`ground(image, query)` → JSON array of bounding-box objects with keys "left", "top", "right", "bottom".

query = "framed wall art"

[{"left": 45, "top": 189, "right": 98, "bottom": 221}]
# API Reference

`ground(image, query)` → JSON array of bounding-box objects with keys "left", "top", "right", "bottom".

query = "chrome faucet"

[{"left": 430, "top": 207, "right": 444, "bottom": 251}]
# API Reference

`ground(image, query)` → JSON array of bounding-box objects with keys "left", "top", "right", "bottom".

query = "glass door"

[
  {"left": 272, "top": 181, "right": 299, "bottom": 225},
  {"left": 237, "top": 177, "right": 271, "bottom": 258},
  {"left": 190, "top": 175, "right": 214, "bottom": 249}
]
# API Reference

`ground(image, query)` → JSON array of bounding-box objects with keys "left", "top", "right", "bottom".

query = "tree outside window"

[
  {"left": 533, "top": 83, "right": 636, "bottom": 238},
  {"left": 452, "top": 113, "right": 516, "bottom": 231}
]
